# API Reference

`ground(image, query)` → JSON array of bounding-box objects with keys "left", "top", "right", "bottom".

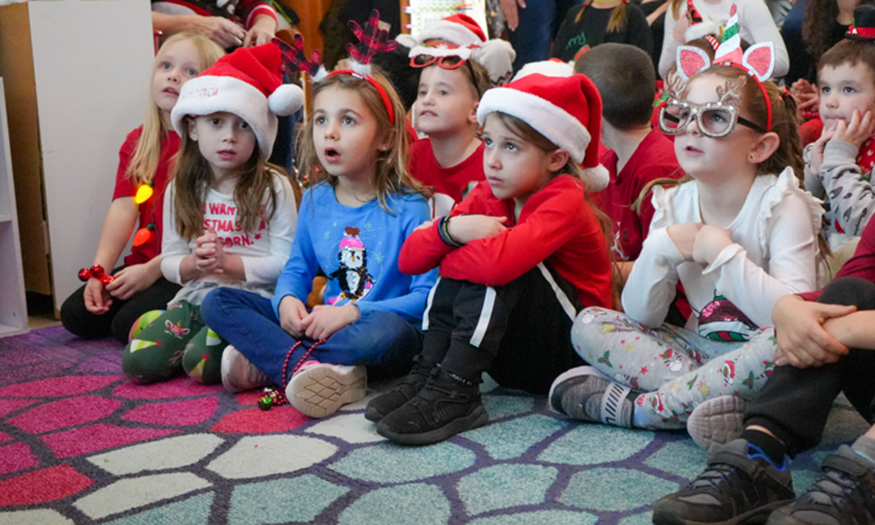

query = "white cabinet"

[
  {"left": 0, "top": 1, "right": 154, "bottom": 313},
  {"left": 0, "top": 79, "right": 27, "bottom": 337}
]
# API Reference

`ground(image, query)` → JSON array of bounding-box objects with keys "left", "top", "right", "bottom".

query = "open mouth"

[
  {"left": 163, "top": 87, "right": 179, "bottom": 95},
  {"left": 684, "top": 145, "right": 703, "bottom": 154},
  {"left": 217, "top": 149, "right": 236, "bottom": 160},
  {"left": 420, "top": 111, "right": 437, "bottom": 118},
  {"left": 324, "top": 148, "right": 340, "bottom": 162}
]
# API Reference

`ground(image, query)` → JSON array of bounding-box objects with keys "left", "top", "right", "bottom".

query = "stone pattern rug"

[{"left": 0, "top": 326, "right": 869, "bottom": 525}]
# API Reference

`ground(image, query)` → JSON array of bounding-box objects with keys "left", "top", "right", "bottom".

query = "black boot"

[
  {"left": 375, "top": 367, "right": 488, "bottom": 446},
  {"left": 365, "top": 355, "right": 435, "bottom": 422}
]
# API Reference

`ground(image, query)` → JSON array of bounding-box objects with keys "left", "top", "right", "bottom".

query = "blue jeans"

[{"left": 200, "top": 288, "right": 423, "bottom": 385}]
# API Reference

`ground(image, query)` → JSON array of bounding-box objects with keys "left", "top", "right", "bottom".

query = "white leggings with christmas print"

[{"left": 571, "top": 307, "right": 778, "bottom": 429}]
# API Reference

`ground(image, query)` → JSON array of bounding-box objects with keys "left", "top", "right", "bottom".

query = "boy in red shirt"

[{"left": 575, "top": 43, "right": 682, "bottom": 281}]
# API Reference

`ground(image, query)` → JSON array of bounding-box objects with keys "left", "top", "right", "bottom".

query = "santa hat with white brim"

[
  {"left": 171, "top": 43, "right": 304, "bottom": 158},
  {"left": 476, "top": 73, "right": 609, "bottom": 191},
  {"left": 512, "top": 59, "right": 574, "bottom": 81},
  {"left": 418, "top": 13, "right": 486, "bottom": 46}
]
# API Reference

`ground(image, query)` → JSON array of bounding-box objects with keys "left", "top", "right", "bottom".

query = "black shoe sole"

[
  {"left": 364, "top": 405, "right": 385, "bottom": 422},
  {"left": 375, "top": 405, "right": 489, "bottom": 446},
  {"left": 652, "top": 498, "right": 795, "bottom": 525}
]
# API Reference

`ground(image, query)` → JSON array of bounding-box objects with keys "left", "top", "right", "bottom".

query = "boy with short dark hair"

[
  {"left": 574, "top": 43, "right": 681, "bottom": 278},
  {"left": 805, "top": 15, "right": 875, "bottom": 245}
]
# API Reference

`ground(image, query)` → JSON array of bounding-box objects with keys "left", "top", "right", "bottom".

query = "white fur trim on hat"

[
  {"left": 477, "top": 87, "right": 591, "bottom": 165},
  {"left": 418, "top": 20, "right": 484, "bottom": 46},
  {"left": 269, "top": 84, "right": 305, "bottom": 116},
  {"left": 172, "top": 75, "right": 279, "bottom": 158},
  {"left": 512, "top": 60, "right": 574, "bottom": 81},
  {"left": 395, "top": 34, "right": 418, "bottom": 49}
]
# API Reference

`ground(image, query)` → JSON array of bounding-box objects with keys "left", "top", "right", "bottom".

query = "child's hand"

[
  {"left": 672, "top": 12, "right": 692, "bottom": 44},
  {"left": 790, "top": 79, "right": 818, "bottom": 115},
  {"left": 197, "top": 16, "right": 245, "bottom": 48},
  {"left": 666, "top": 222, "right": 702, "bottom": 260},
  {"left": 692, "top": 225, "right": 733, "bottom": 266},
  {"left": 447, "top": 215, "right": 507, "bottom": 244},
  {"left": 414, "top": 219, "right": 437, "bottom": 232},
  {"left": 831, "top": 109, "right": 875, "bottom": 150},
  {"left": 243, "top": 15, "right": 276, "bottom": 47},
  {"left": 772, "top": 294, "right": 854, "bottom": 368},
  {"left": 105, "top": 262, "right": 160, "bottom": 300},
  {"left": 808, "top": 124, "right": 836, "bottom": 176},
  {"left": 500, "top": 0, "right": 526, "bottom": 31},
  {"left": 194, "top": 229, "right": 225, "bottom": 274},
  {"left": 83, "top": 278, "right": 112, "bottom": 314},
  {"left": 300, "top": 304, "right": 360, "bottom": 340},
  {"left": 279, "top": 296, "right": 309, "bottom": 338}
]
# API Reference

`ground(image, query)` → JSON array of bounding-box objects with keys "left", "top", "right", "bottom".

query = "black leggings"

[
  {"left": 60, "top": 265, "right": 181, "bottom": 344},
  {"left": 744, "top": 277, "right": 875, "bottom": 457},
  {"left": 423, "top": 264, "right": 586, "bottom": 394}
]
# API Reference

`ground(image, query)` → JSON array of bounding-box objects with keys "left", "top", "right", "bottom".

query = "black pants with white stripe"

[{"left": 422, "top": 264, "right": 587, "bottom": 394}]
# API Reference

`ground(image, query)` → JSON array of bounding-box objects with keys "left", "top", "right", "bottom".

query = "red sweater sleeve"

[
  {"left": 398, "top": 181, "right": 506, "bottom": 275},
  {"left": 799, "top": 218, "right": 875, "bottom": 301},
  {"left": 439, "top": 176, "right": 588, "bottom": 286}
]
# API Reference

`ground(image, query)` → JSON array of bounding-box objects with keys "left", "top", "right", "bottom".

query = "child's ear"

[
  {"left": 468, "top": 102, "right": 479, "bottom": 125},
  {"left": 547, "top": 149, "right": 570, "bottom": 172},
  {"left": 377, "top": 128, "right": 393, "bottom": 152},
  {"left": 748, "top": 131, "right": 780, "bottom": 164},
  {"left": 187, "top": 117, "right": 198, "bottom": 142}
]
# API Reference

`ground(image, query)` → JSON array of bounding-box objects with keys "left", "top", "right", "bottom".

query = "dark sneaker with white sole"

[
  {"left": 652, "top": 439, "right": 795, "bottom": 525},
  {"left": 767, "top": 446, "right": 875, "bottom": 525},
  {"left": 375, "top": 368, "right": 487, "bottom": 446}
]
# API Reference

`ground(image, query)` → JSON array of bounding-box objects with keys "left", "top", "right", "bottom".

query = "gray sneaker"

[
  {"left": 653, "top": 438, "right": 795, "bottom": 525},
  {"left": 688, "top": 395, "right": 750, "bottom": 452},
  {"left": 548, "top": 366, "right": 637, "bottom": 427},
  {"left": 220, "top": 345, "right": 272, "bottom": 393}
]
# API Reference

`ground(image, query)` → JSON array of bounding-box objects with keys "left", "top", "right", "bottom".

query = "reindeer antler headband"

[
  {"left": 274, "top": 11, "right": 398, "bottom": 125},
  {"left": 672, "top": 5, "right": 776, "bottom": 129}
]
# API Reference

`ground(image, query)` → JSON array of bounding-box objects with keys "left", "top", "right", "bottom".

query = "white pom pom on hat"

[
  {"left": 476, "top": 73, "right": 610, "bottom": 191},
  {"left": 171, "top": 43, "right": 304, "bottom": 158}
]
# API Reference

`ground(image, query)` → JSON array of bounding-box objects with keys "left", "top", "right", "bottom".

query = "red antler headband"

[{"left": 325, "top": 9, "right": 398, "bottom": 125}]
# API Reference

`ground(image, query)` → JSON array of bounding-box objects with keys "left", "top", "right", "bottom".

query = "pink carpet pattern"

[{"left": 0, "top": 326, "right": 868, "bottom": 525}]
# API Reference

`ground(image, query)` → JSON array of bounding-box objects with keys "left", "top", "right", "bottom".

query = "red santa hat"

[
  {"left": 171, "top": 43, "right": 305, "bottom": 158},
  {"left": 476, "top": 73, "right": 609, "bottom": 191},
  {"left": 512, "top": 58, "right": 574, "bottom": 81},
  {"left": 418, "top": 14, "right": 486, "bottom": 46}
]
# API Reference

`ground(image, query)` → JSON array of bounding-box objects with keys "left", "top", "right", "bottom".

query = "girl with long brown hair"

[
  {"left": 121, "top": 43, "right": 303, "bottom": 386},
  {"left": 199, "top": 66, "right": 437, "bottom": 420}
]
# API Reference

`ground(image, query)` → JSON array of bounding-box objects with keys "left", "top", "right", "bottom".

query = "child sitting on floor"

[
  {"left": 804, "top": 6, "right": 875, "bottom": 248},
  {"left": 550, "top": 29, "right": 823, "bottom": 431},
  {"left": 201, "top": 21, "right": 437, "bottom": 419},
  {"left": 368, "top": 73, "right": 615, "bottom": 446},
  {"left": 122, "top": 43, "right": 302, "bottom": 385},
  {"left": 61, "top": 34, "right": 223, "bottom": 344},
  {"left": 574, "top": 43, "right": 681, "bottom": 280}
]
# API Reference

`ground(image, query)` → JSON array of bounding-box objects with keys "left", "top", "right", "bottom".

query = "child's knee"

[
  {"left": 570, "top": 307, "right": 614, "bottom": 351},
  {"left": 181, "top": 328, "right": 224, "bottom": 385},
  {"left": 819, "top": 276, "right": 875, "bottom": 308},
  {"left": 122, "top": 342, "right": 180, "bottom": 384},
  {"left": 200, "top": 288, "right": 233, "bottom": 326}
]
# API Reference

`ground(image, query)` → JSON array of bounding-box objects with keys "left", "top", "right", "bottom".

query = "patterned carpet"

[{"left": 0, "top": 326, "right": 870, "bottom": 525}]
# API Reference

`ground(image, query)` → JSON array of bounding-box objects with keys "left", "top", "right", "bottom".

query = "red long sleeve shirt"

[{"left": 399, "top": 175, "right": 614, "bottom": 308}]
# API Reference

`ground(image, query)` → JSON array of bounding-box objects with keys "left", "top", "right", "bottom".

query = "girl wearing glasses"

[{"left": 549, "top": 35, "right": 824, "bottom": 432}]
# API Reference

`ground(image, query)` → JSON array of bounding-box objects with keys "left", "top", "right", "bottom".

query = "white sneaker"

[
  {"left": 687, "top": 395, "right": 750, "bottom": 451},
  {"left": 286, "top": 361, "right": 367, "bottom": 418},
  {"left": 220, "top": 345, "right": 272, "bottom": 393}
]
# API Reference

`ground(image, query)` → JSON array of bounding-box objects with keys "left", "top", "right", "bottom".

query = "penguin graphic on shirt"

[{"left": 328, "top": 226, "right": 374, "bottom": 304}]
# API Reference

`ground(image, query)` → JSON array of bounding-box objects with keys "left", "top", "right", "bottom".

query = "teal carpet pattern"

[{"left": 0, "top": 326, "right": 870, "bottom": 524}]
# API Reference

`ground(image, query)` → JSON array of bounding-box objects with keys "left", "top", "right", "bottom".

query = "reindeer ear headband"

[
  {"left": 275, "top": 10, "right": 398, "bottom": 125},
  {"left": 664, "top": 4, "right": 776, "bottom": 132}
]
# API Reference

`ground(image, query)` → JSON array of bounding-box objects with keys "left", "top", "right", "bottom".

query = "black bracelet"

[{"left": 438, "top": 216, "right": 464, "bottom": 248}]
